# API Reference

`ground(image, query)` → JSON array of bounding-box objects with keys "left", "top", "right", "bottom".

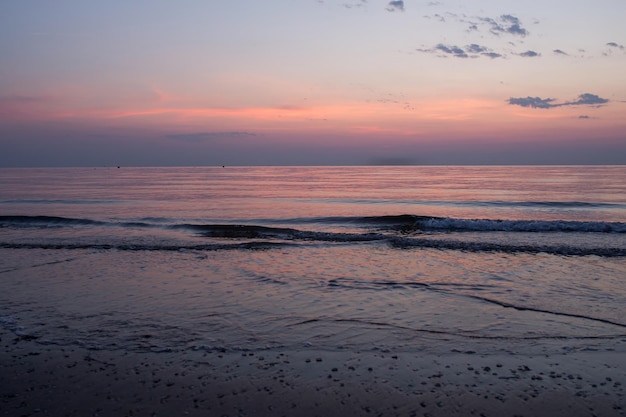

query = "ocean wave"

[
  {"left": 181, "top": 224, "right": 383, "bottom": 242},
  {"left": 271, "top": 215, "right": 626, "bottom": 233},
  {"left": 411, "top": 216, "right": 626, "bottom": 233},
  {"left": 2, "top": 215, "right": 625, "bottom": 256},
  {"left": 0, "top": 215, "right": 106, "bottom": 227},
  {"left": 2, "top": 238, "right": 625, "bottom": 257},
  {"left": 3, "top": 214, "right": 625, "bottom": 233},
  {"left": 0, "top": 215, "right": 157, "bottom": 229},
  {"left": 387, "top": 236, "right": 626, "bottom": 257},
  {"left": 0, "top": 241, "right": 295, "bottom": 252}
]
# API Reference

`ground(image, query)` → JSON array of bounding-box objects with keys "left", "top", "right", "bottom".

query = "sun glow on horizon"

[{"left": 1, "top": 0, "right": 624, "bottom": 166}]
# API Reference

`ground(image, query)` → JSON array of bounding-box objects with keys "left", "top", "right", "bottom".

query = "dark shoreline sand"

[{"left": 2, "top": 330, "right": 624, "bottom": 417}]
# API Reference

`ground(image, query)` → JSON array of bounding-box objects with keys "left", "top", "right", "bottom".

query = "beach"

[
  {"left": 2, "top": 327, "right": 624, "bottom": 417},
  {"left": 1, "top": 244, "right": 625, "bottom": 417},
  {"left": 2, "top": 0, "right": 625, "bottom": 411},
  {"left": 1, "top": 166, "right": 625, "bottom": 416}
]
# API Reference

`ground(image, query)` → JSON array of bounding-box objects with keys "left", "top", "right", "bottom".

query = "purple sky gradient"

[{"left": 1, "top": 0, "right": 625, "bottom": 166}]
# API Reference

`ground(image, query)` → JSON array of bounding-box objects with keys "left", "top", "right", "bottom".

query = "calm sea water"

[{"left": 1, "top": 166, "right": 625, "bottom": 355}]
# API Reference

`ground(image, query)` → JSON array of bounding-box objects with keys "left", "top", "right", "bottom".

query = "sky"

[{"left": 1, "top": 0, "right": 625, "bottom": 166}]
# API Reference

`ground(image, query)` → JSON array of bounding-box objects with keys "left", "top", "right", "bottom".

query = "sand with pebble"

[{"left": 2, "top": 330, "right": 624, "bottom": 417}]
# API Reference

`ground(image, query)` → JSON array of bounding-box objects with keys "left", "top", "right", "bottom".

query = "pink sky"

[{"left": 1, "top": 0, "right": 625, "bottom": 165}]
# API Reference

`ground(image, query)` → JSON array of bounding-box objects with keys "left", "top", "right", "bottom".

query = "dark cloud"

[
  {"left": 423, "top": 11, "right": 531, "bottom": 41},
  {"left": 386, "top": 1, "right": 404, "bottom": 12},
  {"left": 434, "top": 43, "right": 468, "bottom": 58},
  {"left": 606, "top": 42, "right": 625, "bottom": 50},
  {"left": 578, "top": 115, "right": 590, "bottom": 119},
  {"left": 500, "top": 14, "right": 528, "bottom": 36},
  {"left": 478, "top": 14, "right": 529, "bottom": 37},
  {"left": 508, "top": 93, "right": 609, "bottom": 109},
  {"left": 565, "top": 93, "right": 608, "bottom": 106},
  {"left": 553, "top": 49, "right": 568, "bottom": 56},
  {"left": 519, "top": 50, "right": 540, "bottom": 57},
  {"left": 603, "top": 42, "right": 625, "bottom": 56},
  {"left": 417, "top": 43, "right": 503, "bottom": 59},
  {"left": 482, "top": 52, "right": 503, "bottom": 59},
  {"left": 508, "top": 97, "right": 556, "bottom": 109},
  {"left": 166, "top": 132, "right": 256, "bottom": 142},
  {"left": 466, "top": 44, "right": 487, "bottom": 53}
]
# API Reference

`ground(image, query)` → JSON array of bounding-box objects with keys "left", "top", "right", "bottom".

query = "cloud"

[
  {"left": 565, "top": 93, "right": 608, "bottom": 106},
  {"left": 424, "top": 12, "right": 529, "bottom": 37},
  {"left": 386, "top": 1, "right": 404, "bottom": 12},
  {"left": 166, "top": 132, "right": 256, "bottom": 142},
  {"left": 478, "top": 14, "right": 529, "bottom": 37},
  {"left": 603, "top": 42, "right": 625, "bottom": 56},
  {"left": 481, "top": 52, "right": 503, "bottom": 59},
  {"left": 518, "top": 50, "right": 540, "bottom": 57},
  {"left": 465, "top": 44, "right": 487, "bottom": 53},
  {"left": 417, "top": 43, "right": 503, "bottom": 59},
  {"left": 434, "top": 44, "right": 468, "bottom": 58},
  {"left": 499, "top": 14, "right": 529, "bottom": 36},
  {"left": 508, "top": 93, "right": 609, "bottom": 109},
  {"left": 606, "top": 42, "right": 625, "bottom": 50},
  {"left": 508, "top": 97, "right": 556, "bottom": 109},
  {"left": 553, "top": 49, "right": 568, "bottom": 56},
  {"left": 578, "top": 115, "right": 590, "bottom": 119}
]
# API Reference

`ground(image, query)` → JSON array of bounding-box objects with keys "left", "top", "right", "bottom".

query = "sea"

[{"left": 1, "top": 166, "right": 625, "bottom": 356}]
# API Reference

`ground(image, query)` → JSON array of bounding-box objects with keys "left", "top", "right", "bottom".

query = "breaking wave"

[
  {"left": 2, "top": 215, "right": 625, "bottom": 257},
  {"left": 2, "top": 214, "right": 625, "bottom": 233}
]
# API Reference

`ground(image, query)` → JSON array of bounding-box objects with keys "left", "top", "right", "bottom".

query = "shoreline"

[{"left": 2, "top": 330, "right": 624, "bottom": 417}]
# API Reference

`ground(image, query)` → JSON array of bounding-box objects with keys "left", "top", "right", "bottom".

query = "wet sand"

[{"left": 2, "top": 330, "right": 624, "bottom": 417}]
